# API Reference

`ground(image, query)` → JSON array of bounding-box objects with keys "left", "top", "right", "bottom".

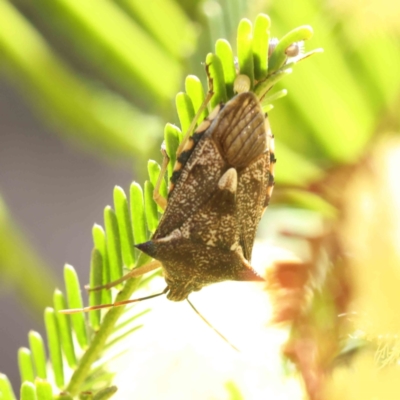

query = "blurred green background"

[{"left": 1, "top": 0, "right": 400, "bottom": 393}]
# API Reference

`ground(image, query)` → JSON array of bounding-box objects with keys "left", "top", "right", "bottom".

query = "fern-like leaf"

[{"left": 1, "top": 14, "right": 319, "bottom": 400}]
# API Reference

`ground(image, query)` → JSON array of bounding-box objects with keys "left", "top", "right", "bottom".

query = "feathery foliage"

[
  {"left": 0, "top": 12, "right": 319, "bottom": 399},
  {"left": 2, "top": 0, "right": 400, "bottom": 399}
]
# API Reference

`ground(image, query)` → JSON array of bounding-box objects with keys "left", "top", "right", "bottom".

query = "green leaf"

[
  {"left": 113, "top": 186, "right": 135, "bottom": 268},
  {"left": 164, "top": 124, "right": 181, "bottom": 179},
  {"left": 92, "top": 224, "right": 111, "bottom": 305},
  {"left": 18, "top": 348, "right": 34, "bottom": 384},
  {"left": 89, "top": 249, "right": 103, "bottom": 330},
  {"left": 268, "top": 25, "right": 313, "bottom": 74},
  {"left": 57, "top": 392, "right": 73, "bottom": 400},
  {"left": 79, "top": 392, "right": 93, "bottom": 400},
  {"left": 261, "top": 89, "right": 287, "bottom": 112},
  {"left": 349, "top": 34, "right": 400, "bottom": 112},
  {"left": 44, "top": 308, "right": 64, "bottom": 388},
  {"left": 275, "top": 141, "right": 324, "bottom": 186},
  {"left": 83, "top": 351, "right": 123, "bottom": 387},
  {"left": 82, "top": 374, "right": 115, "bottom": 394},
  {"left": 104, "top": 206, "right": 123, "bottom": 285},
  {"left": 237, "top": 18, "right": 254, "bottom": 88},
  {"left": 144, "top": 181, "right": 158, "bottom": 234},
  {"left": 201, "top": 0, "right": 226, "bottom": 46},
  {"left": 176, "top": 92, "right": 195, "bottom": 140},
  {"left": 93, "top": 386, "right": 117, "bottom": 400},
  {"left": 113, "top": 309, "right": 150, "bottom": 334},
  {"left": 28, "top": 332, "right": 47, "bottom": 380},
  {"left": 20, "top": 382, "right": 36, "bottom": 400},
  {"left": 115, "top": 0, "right": 196, "bottom": 59},
  {"left": 276, "top": 189, "right": 338, "bottom": 218},
  {"left": 0, "top": 1, "right": 162, "bottom": 158},
  {"left": 64, "top": 264, "right": 89, "bottom": 349},
  {"left": 147, "top": 160, "right": 167, "bottom": 213},
  {"left": 254, "top": 68, "right": 292, "bottom": 99},
  {"left": 215, "top": 39, "right": 236, "bottom": 99},
  {"left": 0, "top": 374, "right": 16, "bottom": 400},
  {"left": 30, "top": 0, "right": 182, "bottom": 102},
  {"left": 129, "top": 182, "right": 147, "bottom": 245},
  {"left": 253, "top": 14, "right": 271, "bottom": 80},
  {"left": 53, "top": 289, "right": 77, "bottom": 368},
  {"left": 65, "top": 277, "right": 141, "bottom": 395},
  {"left": 205, "top": 53, "right": 227, "bottom": 108},
  {"left": 185, "top": 75, "right": 208, "bottom": 122},
  {"left": 34, "top": 380, "right": 52, "bottom": 400},
  {"left": 105, "top": 324, "right": 143, "bottom": 351}
]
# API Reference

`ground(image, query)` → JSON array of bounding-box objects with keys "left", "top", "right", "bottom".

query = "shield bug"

[
  {"left": 141, "top": 85, "right": 274, "bottom": 301},
  {"left": 62, "top": 73, "right": 275, "bottom": 311}
]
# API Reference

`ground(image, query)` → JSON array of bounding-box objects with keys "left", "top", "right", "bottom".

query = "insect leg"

[
  {"left": 153, "top": 143, "right": 169, "bottom": 210},
  {"left": 176, "top": 65, "right": 214, "bottom": 157},
  {"left": 85, "top": 260, "right": 162, "bottom": 291},
  {"left": 59, "top": 287, "right": 169, "bottom": 314}
]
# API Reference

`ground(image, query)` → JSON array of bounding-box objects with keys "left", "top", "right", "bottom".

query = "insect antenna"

[
  {"left": 186, "top": 298, "right": 240, "bottom": 352},
  {"left": 59, "top": 287, "right": 168, "bottom": 314}
]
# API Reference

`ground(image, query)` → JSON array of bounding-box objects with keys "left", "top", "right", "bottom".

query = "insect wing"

[
  {"left": 154, "top": 112, "right": 227, "bottom": 239},
  {"left": 211, "top": 92, "right": 267, "bottom": 168},
  {"left": 155, "top": 92, "right": 269, "bottom": 241},
  {"left": 179, "top": 168, "right": 239, "bottom": 251},
  {"left": 210, "top": 91, "right": 273, "bottom": 261},
  {"left": 237, "top": 151, "right": 271, "bottom": 261}
]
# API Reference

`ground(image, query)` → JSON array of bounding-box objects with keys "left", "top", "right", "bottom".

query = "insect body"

[{"left": 137, "top": 91, "right": 275, "bottom": 301}]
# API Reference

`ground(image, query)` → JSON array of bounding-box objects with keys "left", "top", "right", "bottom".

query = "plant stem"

[{"left": 66, "top": 277, "right": 141, "bottom": 395}]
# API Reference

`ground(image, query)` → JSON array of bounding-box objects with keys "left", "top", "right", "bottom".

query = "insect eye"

[{"left": 234, "top": 74, "right": 251, "bottom": 94}]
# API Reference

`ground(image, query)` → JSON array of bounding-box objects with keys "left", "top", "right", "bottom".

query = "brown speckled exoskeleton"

[
  {"left": 136, "top": 87, "right": 275, "bottom": 301},
  {"left": 62, "top": 77, "right": 276, "bottom": 314}
]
